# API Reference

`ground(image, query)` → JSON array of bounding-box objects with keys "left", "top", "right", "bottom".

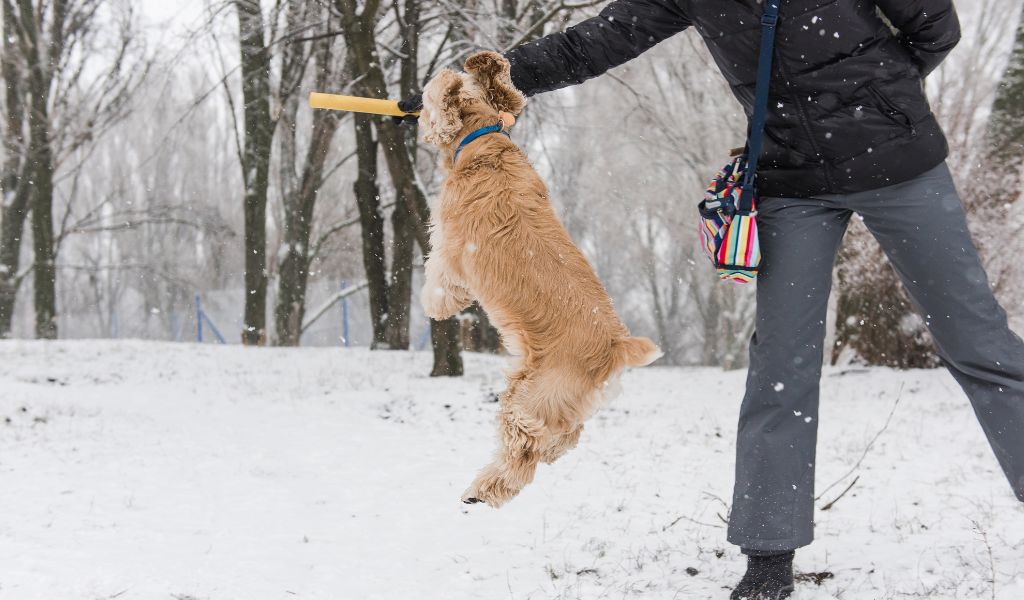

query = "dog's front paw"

[
  {"left": 421, "top": 283, "right": 472, "bottom": 320},
  {"left": 421, "top": 283, "right": 454, "bottom": 320}
]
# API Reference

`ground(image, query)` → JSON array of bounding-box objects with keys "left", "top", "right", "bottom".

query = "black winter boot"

[{"left": 729, "top": 550, "right": 795, "bottom": 600}]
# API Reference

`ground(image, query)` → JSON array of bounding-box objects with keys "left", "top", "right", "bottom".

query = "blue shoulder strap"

[{"left": 739, "top": 0, "right": 781, "bottom": 212}]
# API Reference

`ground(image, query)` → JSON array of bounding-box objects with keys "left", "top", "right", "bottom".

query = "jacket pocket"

[{"left": 867, "top": 84, "right": 917, "bottom": 136}]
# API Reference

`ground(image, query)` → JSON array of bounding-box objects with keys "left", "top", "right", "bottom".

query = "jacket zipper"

[{"left": 776, "top": 58, "right": 836, "bottom": 190}]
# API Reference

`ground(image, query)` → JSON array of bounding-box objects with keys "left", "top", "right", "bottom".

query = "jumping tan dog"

[{"left": 419, "top": 51, "right": 661, "bottom": 508}]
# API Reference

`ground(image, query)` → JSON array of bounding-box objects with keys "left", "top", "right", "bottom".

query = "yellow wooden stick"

[{"left": 308, "top": 92, "right": 419, "bottom": 117}]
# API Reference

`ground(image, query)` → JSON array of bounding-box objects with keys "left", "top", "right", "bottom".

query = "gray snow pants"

[{"left": 727, "top": 162, "right": 1024, "bottom": 552}]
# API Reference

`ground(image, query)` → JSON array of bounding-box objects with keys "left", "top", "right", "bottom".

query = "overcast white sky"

[{"left": 137, "top": 0, "right": 207, "bottom": 34}]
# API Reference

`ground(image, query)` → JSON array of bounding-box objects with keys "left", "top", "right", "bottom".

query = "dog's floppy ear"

[
  {"left": 422, "top": 69, "right": 466, "bottom": 146},
  {"left": 464, "top": 51, "right": 526, "bottom": 116}
]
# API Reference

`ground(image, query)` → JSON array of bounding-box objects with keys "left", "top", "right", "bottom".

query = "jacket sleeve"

[
  {"left": 504, "top": 0, "right": 692, "bottom": 96},
  {"left": 875, "top": 0, "right": 961, "bottom": 76}
]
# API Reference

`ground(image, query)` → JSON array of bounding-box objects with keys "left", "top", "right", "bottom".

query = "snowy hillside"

[{"left": 0, "top": 341, "right": 1022, "bottom": 600}]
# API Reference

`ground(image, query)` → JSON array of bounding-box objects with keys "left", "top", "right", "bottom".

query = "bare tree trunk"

[
  {"left": 337, "top": 1, "right": 396, "bottom": 348},
  {"left": 0, "top": 0, "right": 30, "bottom": 337},
  {"left": 273, "top": 6, "right": 341, "bottom": 346},
  {"left": 271, "top": 1, "right": 304, "bottom": 346},
  {"left": 274, "top": 110, "right": 340, "bottom": 346},
  {"left": 383, "top": 187, "right": 415, "bottom": 349},
  {"left": 381, "top": 0, "right": 420, "bottom": 351},
  {"left": 352, "top": 114, "right": 390, "bottom": 347},
  {"left": 235, "top": 0, "right": 274, "bottom": 346},
  {"left": 27, "top": 103, "right": 56, "bottom": 340},
  {"left": 430, "top": 317, "right": 463, "bottom": 376},
  {"left": 338, "top": 0, "right": 418, "bottom": 351},
  {"left": 16, "top": 0, "right": 61, "bottom": 339}
]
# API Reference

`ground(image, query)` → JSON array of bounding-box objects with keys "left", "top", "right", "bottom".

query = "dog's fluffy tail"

[{"left": 614, "top": 336, "right": 662, "bottom": 368}]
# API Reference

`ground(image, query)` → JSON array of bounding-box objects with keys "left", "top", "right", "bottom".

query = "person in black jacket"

[{"left": 402, "top": 2, "right": 1024, "bottom": 599}]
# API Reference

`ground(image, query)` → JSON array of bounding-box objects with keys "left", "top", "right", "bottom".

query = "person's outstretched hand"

[{"left": 392, "top": 93, "right": 422, "bottom": 125}]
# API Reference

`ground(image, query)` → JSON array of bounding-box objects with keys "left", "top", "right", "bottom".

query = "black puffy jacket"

[{"left": 505, "top": 0, "right": 961, "bottom": 198}]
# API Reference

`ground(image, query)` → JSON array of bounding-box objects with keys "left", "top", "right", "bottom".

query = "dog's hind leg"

[
  {"left": 462, "top": 382, "right": 545, "bottom": 507},
  {"left": 533, "top": 372, "right": 593, "bottom": 465},
  {"left": 539, "top": 424, "right": 583, "bottom": 465}
]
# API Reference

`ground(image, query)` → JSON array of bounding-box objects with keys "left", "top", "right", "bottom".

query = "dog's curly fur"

[{"left": 420, "top": 51, "right": 662, "bottom": 508}]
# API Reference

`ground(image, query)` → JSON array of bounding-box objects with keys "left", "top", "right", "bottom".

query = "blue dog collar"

[{"left": 453, "top": 122, "right": 509, "bottom": 162}]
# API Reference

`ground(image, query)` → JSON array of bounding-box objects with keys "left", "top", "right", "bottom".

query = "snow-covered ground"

[{"left": 1, "top": 340, "right": 1022, "bottom": 600}]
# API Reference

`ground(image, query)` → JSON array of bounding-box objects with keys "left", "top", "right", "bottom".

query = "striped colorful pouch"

[{"left": 697, "top": 157, "right": 761, "bottom": 284}]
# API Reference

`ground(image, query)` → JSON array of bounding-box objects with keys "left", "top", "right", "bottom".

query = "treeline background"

[{"left": 0, "top": 0, "right": 1022, "bottom": 376}]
